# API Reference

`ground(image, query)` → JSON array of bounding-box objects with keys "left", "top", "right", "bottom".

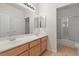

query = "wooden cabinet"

[
  {"left": 19, "top": 51, "right": 29, "bottom": 56},
  {"left": 29, "top": 44, "right": 40, "bottom": 56},
  {"left": 29, "top": 36, "right": 48, "bottom": 56},
  {"left": 41, "top": 36, "right": 48, "bottom": 54},
  {"left": 29, "top": 39, "right": 41, "bottom": 56},
  {"left": 0, "top": 36, "right": 48, "bottom": 56},
  {"left": 30, "top": 39, "right": 40, "bottom": 48},
  {"left": 0, "top": 43, "right": 29, "bottom": 56}
]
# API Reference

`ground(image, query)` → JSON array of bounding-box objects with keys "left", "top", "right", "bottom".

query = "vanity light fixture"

[{"left": 24, "top": 3, "right": 35, "bottom": 10}]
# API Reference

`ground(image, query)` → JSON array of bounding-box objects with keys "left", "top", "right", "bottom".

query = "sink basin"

[
  {"left": 0, "top": 37, "right": 24, "bottom": 51},
  {"left": 0, "top": 34, "right": 37, "bottom": 45},
  {"left": 0, "top": 37, "right": 24, "bottom": 45}
]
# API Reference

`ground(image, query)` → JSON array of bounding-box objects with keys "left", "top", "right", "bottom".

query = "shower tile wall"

[{"left": 57, "top": 3, "right": 79, "bottom": 39}]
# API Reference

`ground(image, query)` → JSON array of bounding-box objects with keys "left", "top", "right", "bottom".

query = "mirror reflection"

[
  {"left": 34, "top": 15, "right": 46, "bottom": 35},
  {"left": 0, "top": 13, "right": 46, "bottom": 37}
]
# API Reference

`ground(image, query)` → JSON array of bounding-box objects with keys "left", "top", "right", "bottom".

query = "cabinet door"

[
  {"left": 41, "top": 36, "right": 48, "bottom": 54},
  {"left": 19, "top": 51, "right": 29, "bottom": 56},
  {"left": 30, "top": 39, "right": 40, "bottom": 48},
  {"left": 29, "top": 44, "right": 41, "bottom": 56},
  {"left": 0, "top": 44, "right": 28, "bottom": 56}
]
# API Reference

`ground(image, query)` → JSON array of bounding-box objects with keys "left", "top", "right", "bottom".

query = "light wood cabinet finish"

[
  {"left": 41, "top": 36, "right": 48, "bottom": 54},
  {"left": 29, "top": 39, "right": 41, "bottom": 56},
  {"left": 29, "top": 44, "right": 40, "bottom": 56},
  {"left": 29, "top": 39, "right": 40, "bottom": 48},
  {"left": 0, "top": 44, "right": 28, "bottom": 56},
  {"left": 19, "top": 51, "right": 29, "bottom": 56},
  {"left": 29, "top": 36, "right": 48, "bottom": 56},
  {"left": 0, "top": 36, "right": 48, "bottom": 56},
  {"left": 41, "top": 36, "right": 48, "bottom": 42}
]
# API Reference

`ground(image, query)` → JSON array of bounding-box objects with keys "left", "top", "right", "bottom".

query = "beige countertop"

[{"left": 0, "top": 33, "right": 48, "bottom": 53}]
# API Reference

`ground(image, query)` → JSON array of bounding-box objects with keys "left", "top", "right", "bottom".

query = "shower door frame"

[{"left": 61, "top": 17, "right": 69, "bottom": 40}]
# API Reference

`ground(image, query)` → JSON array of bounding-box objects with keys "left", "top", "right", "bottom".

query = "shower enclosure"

[
  {"left": 60, "top": 16, "right": 79, "bottom": 48},
  {"left": 57, "top": 3, "right": 79, "bottom": 56}
]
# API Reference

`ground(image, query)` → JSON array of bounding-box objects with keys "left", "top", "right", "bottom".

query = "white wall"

[{"left": 39, "top": 3, "right": 57, "bottom": 52}]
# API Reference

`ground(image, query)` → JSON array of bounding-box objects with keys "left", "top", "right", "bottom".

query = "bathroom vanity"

[
  {"left": 0, "top": 34, "right": 48, "bottom": 56},
  {"left": 0, "top": 3, "right": 47, "bottom": 56}
]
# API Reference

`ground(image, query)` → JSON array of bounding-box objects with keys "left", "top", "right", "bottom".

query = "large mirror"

[
  {"left": 34, "top": 15, "right": 46, "bottom": 35},
  {"left": 0, "top": 13, "right": 46, "bottom": 37},
  {"left": 0, "top": 13, "right": 30, "bottom": 37}
]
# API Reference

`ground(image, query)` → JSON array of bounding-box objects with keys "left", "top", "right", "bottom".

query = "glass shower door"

[
  {"left": 61, "top": 17, "right": 69, "bottom": 40},
  {"left": 60, "top": 16, "right": 79, "bottom": 56},
  {"left": 68, "top": 16, "right": 79, "bottom": 42},
  {"left": 67, "top": 16, "right": 79, "bottom": 56},
  {"left": 60, "top": 17, "right": 69, "bottom": 56}
]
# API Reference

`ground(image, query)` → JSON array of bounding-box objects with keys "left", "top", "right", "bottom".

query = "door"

[{"left": 68, "top": 16, "right": 79, "bottom": 42}]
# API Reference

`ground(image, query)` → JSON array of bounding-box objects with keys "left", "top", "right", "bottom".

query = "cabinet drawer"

[
  {"left": 29, "top": 44, "right": 41, "bottom": 56},
  {"left": 19, "top": 51, "right": 29, "bottom": 56},
  {"left": 0, "top": 44, "right": 28, "bottom": 56},
  {"left": 30, "top": 39, "right": 40, "bottom": 48},
  {"left": 41, "top": 36, "right": 48, "bottom": 42}
]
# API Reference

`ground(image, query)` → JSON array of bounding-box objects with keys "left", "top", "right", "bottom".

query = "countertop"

[{"left": 0, "top": 33, "right": 48, "bottom": 53}]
